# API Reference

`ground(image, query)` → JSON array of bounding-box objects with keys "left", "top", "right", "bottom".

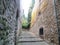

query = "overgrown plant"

[{"left": 0, "top": 17, "right": 10, "bottom": 45}]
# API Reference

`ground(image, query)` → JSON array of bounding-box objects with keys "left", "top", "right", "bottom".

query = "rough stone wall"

[
  {"left": 41, "top": 0, "right": 58, "bottom": 45},
  {"left": 30, "top": 0, "right": 59, "bottom": 45},
  {"left": 0, "top": 0, "right": 21, "bottom": 45},
  {"left": 55, "top": 0, "right": 60, "bottom": 45}
]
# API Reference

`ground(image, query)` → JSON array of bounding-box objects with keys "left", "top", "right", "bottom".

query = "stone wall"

[
  {"left": 30, "top": 0, "right": 59, "bottom": 45},
  {"left": 55, "top": 0, "right": 60, "bottom": 45},
  {"left": 0, "top": 0, "right": 21, "bottom": 45}
]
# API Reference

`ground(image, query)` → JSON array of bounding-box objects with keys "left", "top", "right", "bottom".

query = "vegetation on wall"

[
  {"left": 22, "top": 0, "right": 35, "bottom": 29},
  {"left": 0, "top": 17, "right": 10, "bottom": 45},
  {"left": 22, "top": 14, "right": 29, "bottom": 28}
]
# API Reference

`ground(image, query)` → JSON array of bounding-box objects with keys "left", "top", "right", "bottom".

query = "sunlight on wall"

[
  {"left": 40, "top": 0, "right": 48, "bottom": 12},
  {"left": 30, "top": 0, "right": 39, "bottom": 27},
  {"left": 30, "top": 0, "right": 48, "bottom": 27}
]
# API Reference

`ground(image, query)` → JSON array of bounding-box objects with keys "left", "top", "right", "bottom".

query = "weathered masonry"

[
  {"left": 30, "top": 0, "right": 60, "bottom": 45},
  {"left": 55, "top": 0, "right": 60, "bottom": 45},
  {"left": 0, "top": 0, "right": 21, "bottom": 45}
]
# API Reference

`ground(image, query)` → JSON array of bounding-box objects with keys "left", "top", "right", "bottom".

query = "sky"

[{"left": 21, "top": 0, "right": 32, "bottom": 17}]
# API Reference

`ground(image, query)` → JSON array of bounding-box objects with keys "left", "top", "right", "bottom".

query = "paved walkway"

[{"left": 17, "top": 30, "right": 49, "bottom": 45}]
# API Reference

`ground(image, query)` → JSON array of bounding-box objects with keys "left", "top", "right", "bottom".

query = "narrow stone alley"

[
  {"left": 0, "top": 0, "right": 60, "bottom": 45},
  {"left": 17, "top": 30, "right": 49, "bottom": 45}
]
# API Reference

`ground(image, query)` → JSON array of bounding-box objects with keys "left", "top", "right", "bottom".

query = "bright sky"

[{"left": 21, "top": 0, "right": 32, "bottom": 17}]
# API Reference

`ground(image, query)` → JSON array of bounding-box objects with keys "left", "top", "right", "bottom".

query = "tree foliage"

[
  {"left": 28, "top": 0, "right": 35, "bottom": 28},
  {"left": 22, "top": 14, "right": 29, "bottom": 28}
]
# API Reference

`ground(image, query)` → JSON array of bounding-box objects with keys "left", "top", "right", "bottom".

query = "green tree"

[
  {"left": 28, "top": 0, "right": 35, "bottom": 28},
  {"left": 22, "top": 14, "right": 29, "bottom": 28}
]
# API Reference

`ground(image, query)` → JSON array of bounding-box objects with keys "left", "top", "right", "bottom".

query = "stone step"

[
  {"left": 17, "top": 36, "right": 44, "bottom": 43},
  {"left": 17, "top": 40, "right": 44, "bottom": 43},
  {"left": 18, "top": 36, "right": 40, "bottom": 38},
  {"left": 17, "top": 38, "right": 44, "bottom": 43}
]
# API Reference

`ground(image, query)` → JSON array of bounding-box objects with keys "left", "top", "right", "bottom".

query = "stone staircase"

[
  {"left": 17, "top": 36, "right": 43, "bottom": 43},
  {"left": 17, "top": 31, "right": 49, "bottom": 45},
  {"left": 17, "top": 31, "right": 43, "bottom": 43}
]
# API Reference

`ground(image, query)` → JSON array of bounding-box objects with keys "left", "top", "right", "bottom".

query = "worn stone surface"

[
  {"left": 17, "top": 30, "right": 49, "bottom": 45},
  {"left": 0, "top": 0, "right": 21, "bottom": 45},
  {"left": 55, "top": 0, "right": 60, "bottom": 45},
  {"left": 30, "top": 0, "right": 59, "bottom": 45}
]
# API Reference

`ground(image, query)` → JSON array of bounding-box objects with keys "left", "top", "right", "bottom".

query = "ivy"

[{"left": 0, "top": 17, "right": 10, "bottom": 45}]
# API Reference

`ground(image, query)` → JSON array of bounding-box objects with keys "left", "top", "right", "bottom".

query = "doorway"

[
  {"left": 39, "top": 27, "right": 44, "bottom": 39},
  {"left": 39, "top": 27, "right": 43, "bottom": 35}
]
